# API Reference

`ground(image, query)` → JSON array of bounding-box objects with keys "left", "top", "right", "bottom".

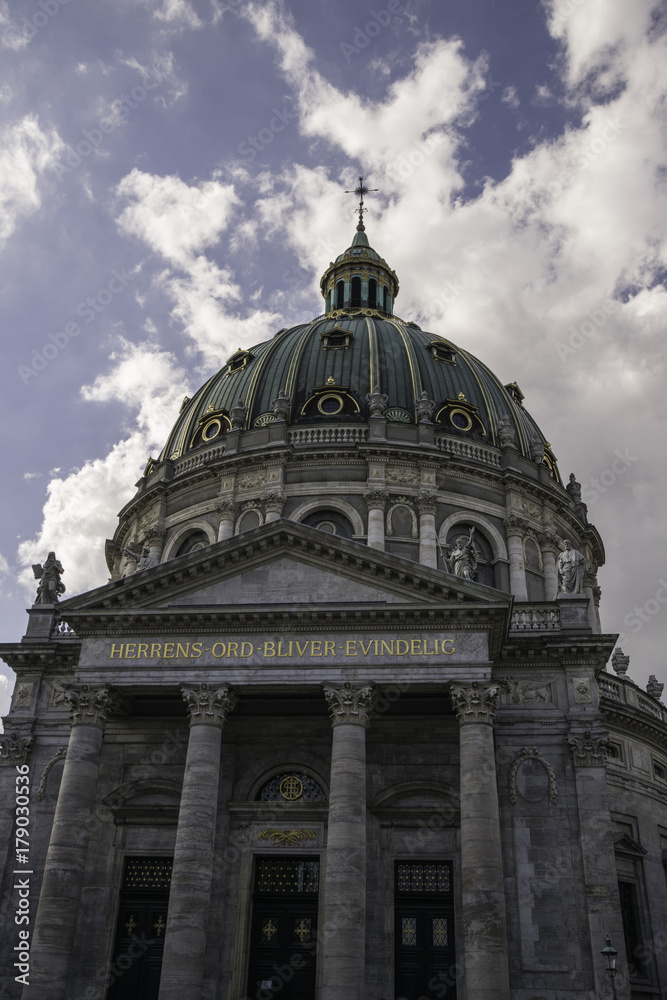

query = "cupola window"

[
  {"left": 224, "top": 348, "right": 255, "bottom": 376},
  {"left": 369, "top": 279, "right": 377, "bottom": 309},
  {"left": 428, "top": 340, "right": 457, "bottom": 365},
  {"left": 336, "top": 281, "right": 344, "bottom": 309},
  {"left": 321, "top": 327, "right": 354, "bottom": 351},
  {"left": 351, "top": 276, "right": 361, "bottom": 308}
]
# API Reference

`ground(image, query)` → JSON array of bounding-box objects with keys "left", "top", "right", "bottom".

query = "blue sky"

[{"left": 1, "top": 0, "right": 666, "bottom": 713}]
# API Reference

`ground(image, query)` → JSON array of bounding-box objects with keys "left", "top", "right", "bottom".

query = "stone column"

[
  {"left": 144, "top": 525, "right": 166, "bottom": 564},
  {"left": 540, "top": 531, "right": 559, "bottom": 600},
  {"left": 450, "top": 682, "right": 511, "bottom": 1000},
  {"left": 158, "top": 685, "right": 236, "bottom": 1000},
  {"left": 363, "top": 489, "right": 386, "bottom": 550},
  {"left": 216, "top": 499, "right": 237, "bottom": 541},
  {"left": 321, "top": 682, "right": 374, "bottom": 1000},
  {"left": 418, "top": 491, "right": 438, "bottom": 569},
  {"left": 505, "top": 515, "right": 528, "bottom": 600},
  {"left": 567, "top": 731, "right": 630, "bottom": 999},
  {"left": 24, "top": 686, "right": 116, "bottom": 1000},
  {"left": 263, "top": 489, "right": 285, "bottom": 523}
]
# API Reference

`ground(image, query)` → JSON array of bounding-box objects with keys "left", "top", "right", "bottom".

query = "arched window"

[
  {"left": 336, "top": 281, "right": 344, "bottom": 309},
  {"left": 176, "top": 531, "right": 210, "bottom": 557},
  {"left": 351, "top": 276, "right": 361, "bottom": 307},
  {"left": 302, "top": 510, "right": 354, "bottom": 539},
  {"left": 256, "top": 772, "right": 326, "bottom": 802},
  {"left": 368, "top": 278, "right": 377, "bottom": 308},
  {"left": 237, "top": 508, "right": 261, "bottom": 533}
]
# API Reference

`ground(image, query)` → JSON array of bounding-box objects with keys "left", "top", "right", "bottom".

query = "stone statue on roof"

[{"left": 33, "top": 552, "right": 65, "bottom": 604}]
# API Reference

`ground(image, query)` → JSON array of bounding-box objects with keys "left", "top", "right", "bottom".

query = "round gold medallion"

[{"left": 279, "top": 775, "right": 304, "bottom": 800}]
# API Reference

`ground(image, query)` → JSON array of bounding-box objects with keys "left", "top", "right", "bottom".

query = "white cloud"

[
  {"left": 116, "top": 168, "right": 240, "bottom": 265},
  {"left": 17, "top": 340, "right": 189, "bottom": 598},
  {"left": 137, "top": 0, "right": 202, "bottom": 28},
  {"left": 0, "top": 115, "right": 65, "bottom": 248},
  {"left": 23, "top": 472, "right": 42, "bottom": 481},
  {"left": 0, "top": 1, "right": 29, "bottom": 51},
  {"left": 115, "top": 169, "right": 282, "bottom": 364}
]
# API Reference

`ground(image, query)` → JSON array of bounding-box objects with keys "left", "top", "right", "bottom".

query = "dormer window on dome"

[
  {"left": 190, "top": 406, "right": 231, "bottom": 447},
  {"left": 224, "top": 348, "right": 254, "bottom": 376},
  {"left": 321, "top": 326, "right": 354, "bottom": 351},
  {"left": 300, "top": 379, "right": 360, "bottom": 419},
  {"left": 505, "top": 381, "right": 525, "bottom": 406},
  {"left": 435, "top": 396, "right": 486, "bottom": 436},
  {"left": 427, "top": 339, "right": 457, "bottom": 365}
]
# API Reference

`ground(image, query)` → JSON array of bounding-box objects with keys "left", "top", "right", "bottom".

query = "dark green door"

[
  {"left": 246, "top": 857, "right": 319, "bottom": 1000},
  {"left": 106, "top": 857, "right": 172, "bottom": 1000},
  {"left": 394, "top": 862, "right": 457, "bottom": 1000}
]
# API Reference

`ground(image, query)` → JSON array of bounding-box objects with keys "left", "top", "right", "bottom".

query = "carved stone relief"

[
  {"left": 508, "top": 747, "right": 558, "bottom": 805},
  {"left": 498, "top": 676, "right": 552, "bottom": 705}
]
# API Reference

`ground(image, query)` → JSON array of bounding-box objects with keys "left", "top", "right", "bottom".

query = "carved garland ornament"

[
  {"left": 257, "top": 830, "right": 317, "bottom": 847},
  {"left": 450, "top": 682, "right": 500, "bottom": 726},
  {"left": 36, "top": 746, "right": 67, "bottom": 800},
  {"left": 508, "top": 747, "right": 558, "bottom": 805},
  {"left": 182, "top": 683, "right": 237, "bottom": 728},
  {"left": 323, "top": 682, "right": 374, "bottom": 728}
]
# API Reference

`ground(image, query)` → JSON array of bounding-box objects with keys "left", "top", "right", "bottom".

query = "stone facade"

[{"left": 1, "top": 227, "right": 665, "bottom": 1000}]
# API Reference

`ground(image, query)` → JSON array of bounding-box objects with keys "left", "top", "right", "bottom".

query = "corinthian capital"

[
  {"left": 323, "top": 682, "right": 374, "bottom": 728},
  {"left": 450, "top": 681, "right": 499, "bottom": 726},
  {"left": 504, "top": 513, "right": 528, "bottom": 535},
  {"left": 417, "top": 491, "right": 438, "bottom": 515},
  {"left": 216, "top": 498, "right": 238, "bottom": 518},
  {"left": 0, "top": 734, "right": 33, "bottom": 766},
  {"left": 64, "top": 685, "right": 120, "bottom": 728},
  {"left": 363, "top": 489, "right": 386, "bottom": 511},
  {"left": 262, "top": 489, "right": 286, "bottom": 515},
  {"left": 567, "top": 730, "right": 609, "bottom": 767},
  {"left": 182, "top": 683, "right": 237, "bottom": 727}
]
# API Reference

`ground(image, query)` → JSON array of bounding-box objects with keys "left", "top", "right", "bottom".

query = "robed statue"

[
  {"left": 33, "top": 552, "right": 65, "bottom": 604},
  {"left": 557, "top": 539, "right": 586, "bottom": 594}
]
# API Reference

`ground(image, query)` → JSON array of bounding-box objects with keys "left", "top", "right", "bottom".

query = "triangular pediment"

[
  {"left": 58, "top": 519, "right": 511, "bottom": 620},
  {"left": 613, "top": 834, "right": 647, "bottom": 857}
]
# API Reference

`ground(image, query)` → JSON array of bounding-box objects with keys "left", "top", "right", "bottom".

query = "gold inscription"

[{"left": 107, "top": 635, "right": 458, "bottom": 660}]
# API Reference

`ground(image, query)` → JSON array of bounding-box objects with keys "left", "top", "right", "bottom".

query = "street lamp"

[{"left": 601, "top": 934, "right": 619, "bottom": 1000}]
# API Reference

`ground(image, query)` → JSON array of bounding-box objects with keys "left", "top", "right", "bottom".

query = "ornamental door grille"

[
  {"left": 394, "top": 861, "right": 457, "bottom": 1000},
  {"left": 106, "top": 857, "right": 172, "bottom": 1000},
  {"left": 246, "top": 857, "right": 319, "bottom": 1000}
]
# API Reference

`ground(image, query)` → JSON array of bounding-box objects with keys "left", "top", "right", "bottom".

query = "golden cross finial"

[{"left": 345, "top": 175, "right": 379, "bottom": 231}]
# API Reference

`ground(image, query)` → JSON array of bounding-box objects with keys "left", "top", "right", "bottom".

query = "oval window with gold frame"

[
  {"left": 317, "top": 393, "right": 344, "bottom": 415},
  {"left": 449, "top": 408, "right": 473, "bottom": 431},
  {"left": 201, "top": 418, "right": 222, "bottom": 441}
]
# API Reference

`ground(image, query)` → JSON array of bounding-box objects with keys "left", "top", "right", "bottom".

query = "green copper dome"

[{"left": 158, "top": 309, "right": 558, "bottom": 479}]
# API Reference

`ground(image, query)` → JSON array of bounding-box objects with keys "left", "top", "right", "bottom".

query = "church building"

[{"left": 1, "top": 193, "right": 667, "bottom": 1000}]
